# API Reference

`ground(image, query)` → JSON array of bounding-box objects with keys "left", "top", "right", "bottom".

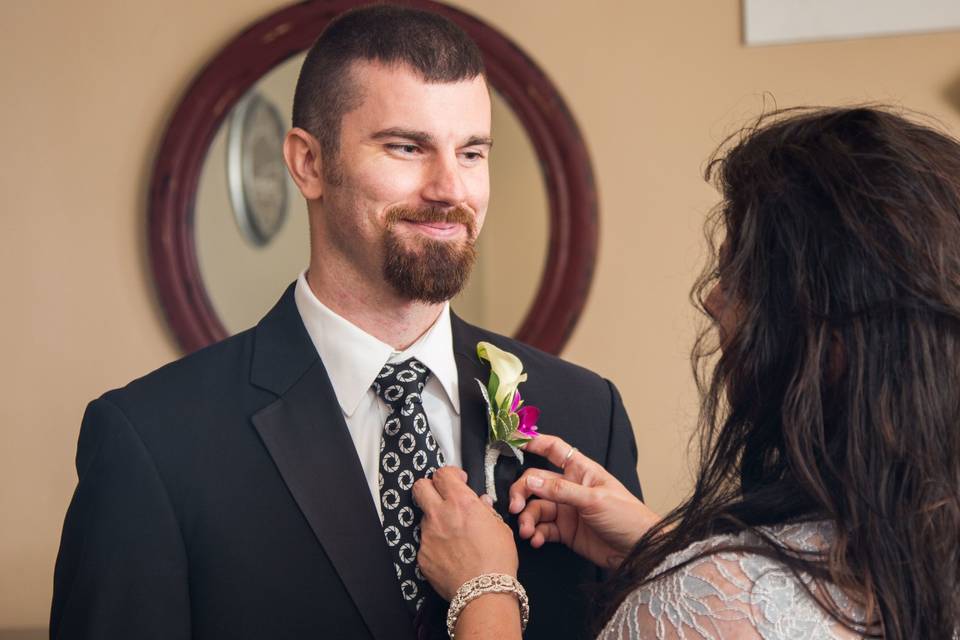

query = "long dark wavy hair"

[{"left": 596, "top": 107, "right": 960, "bottom": 638}]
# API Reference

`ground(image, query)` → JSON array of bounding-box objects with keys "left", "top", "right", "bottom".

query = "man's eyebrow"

[
  {"left": 465, "top": 136, "right": 493, "bottom": 148},
  {"left": 370, "top": 128, "right": 493, "bottom": 149},
  {"left": 371, "top": 128, "right": 434, "bottom": 146}
]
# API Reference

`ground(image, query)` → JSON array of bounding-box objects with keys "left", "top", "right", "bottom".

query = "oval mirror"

[{"left": 149, "top": 0, "right": 597, "bottom": 355}]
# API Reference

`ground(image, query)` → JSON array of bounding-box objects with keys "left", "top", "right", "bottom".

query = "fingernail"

[{"left": 526, "top": 476, "right": 544, "bottom": 488}]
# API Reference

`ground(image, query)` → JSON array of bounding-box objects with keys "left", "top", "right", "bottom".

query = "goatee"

[{"left": 382, "top": 205, "right": 477, "bottom": 303}]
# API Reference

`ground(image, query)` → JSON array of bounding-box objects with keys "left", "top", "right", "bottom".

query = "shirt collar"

[{"left": 294, "top": 271, "right": 460, "bottom": 417}]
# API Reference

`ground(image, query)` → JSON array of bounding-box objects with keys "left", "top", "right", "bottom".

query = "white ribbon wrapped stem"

[{"left": 483, "top": 444, "right": 501, "bottom": 502}]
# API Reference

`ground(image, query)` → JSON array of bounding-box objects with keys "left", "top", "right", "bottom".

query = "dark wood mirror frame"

[{"left": 149, "top": 0, "right": 598, "bottom": 355}]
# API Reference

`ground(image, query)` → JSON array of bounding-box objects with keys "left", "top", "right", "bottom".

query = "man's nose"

[{"left": 422, "top": 154, "right": 468, "bottom": 207}]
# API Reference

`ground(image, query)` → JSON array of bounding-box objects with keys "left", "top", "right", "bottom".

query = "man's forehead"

[{"left": 342, "top": 60, "right": 491, "bottom": 135}]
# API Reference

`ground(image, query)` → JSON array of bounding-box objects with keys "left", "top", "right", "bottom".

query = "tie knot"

[{"left": 372, "top": 358, "right": 432, "bottom": 409}]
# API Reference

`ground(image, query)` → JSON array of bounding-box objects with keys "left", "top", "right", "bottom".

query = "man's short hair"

[{"left": 292, "top": 4, "right": 486, "bottom": 158}]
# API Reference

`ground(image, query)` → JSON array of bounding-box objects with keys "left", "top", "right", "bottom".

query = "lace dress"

[{"left": 598, "top": 521, "right": 867, "bottom": 639}]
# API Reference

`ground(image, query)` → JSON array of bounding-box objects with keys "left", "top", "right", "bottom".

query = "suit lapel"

[
  {"left": 451, "top": 315, "right": 523, "bottom": 517},
  {"left": 250, "top": 285, "right": 415, "bottom": 640},
  {"left": 451, "top": 316, "right": 489, "bottom": 497}
]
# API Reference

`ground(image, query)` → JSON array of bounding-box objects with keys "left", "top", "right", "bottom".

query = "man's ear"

[{"left": 283, "top": 127, "right": 325, "bottom": 200}]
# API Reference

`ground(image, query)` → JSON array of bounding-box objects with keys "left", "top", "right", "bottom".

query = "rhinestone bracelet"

[{"left": 446, "top": 573, "right": 529, "bottom": 638}]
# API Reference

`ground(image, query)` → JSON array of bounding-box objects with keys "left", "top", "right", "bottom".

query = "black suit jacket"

[{"left": 51, "top": 285, "right": 641, "bottom": 639}]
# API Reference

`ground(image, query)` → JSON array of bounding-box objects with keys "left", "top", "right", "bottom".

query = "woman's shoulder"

[{"left": 598, "top": 521, "right": 867, "bottom": 640}]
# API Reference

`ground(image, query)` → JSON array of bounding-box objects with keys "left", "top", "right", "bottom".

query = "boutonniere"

[{"left": 476, "top": 341, "right": 540, "bottom": 502}]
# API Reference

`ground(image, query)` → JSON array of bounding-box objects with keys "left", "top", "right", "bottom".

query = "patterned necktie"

[{"left": 372, "top": 357, "right": 446, "bottom": 615}]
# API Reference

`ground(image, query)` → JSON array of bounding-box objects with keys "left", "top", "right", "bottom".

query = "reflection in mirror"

[{"left": 195, "top": 53, "right": 548, "bottom": 337}]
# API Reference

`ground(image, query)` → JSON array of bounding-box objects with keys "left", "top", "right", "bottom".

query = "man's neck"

[{"left": 305, "top": 264, "right": 445, "bottom": 351}]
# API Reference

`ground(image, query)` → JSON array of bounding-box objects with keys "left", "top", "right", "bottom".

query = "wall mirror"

[{"left": 149, "top": 0, "right": 598, "bottom": 355}]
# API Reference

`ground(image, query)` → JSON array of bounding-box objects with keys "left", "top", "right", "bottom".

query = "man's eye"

[
  {"left": 388, "top": 144, "right": 420, "bottom": 155},
  {"left": 461, "top": 151, "right": 485, "bottom": 162}
]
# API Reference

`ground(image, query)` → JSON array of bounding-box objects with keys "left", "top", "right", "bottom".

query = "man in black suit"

[{"left": 51, "top": 5, "right": 641, "bottom": 639}]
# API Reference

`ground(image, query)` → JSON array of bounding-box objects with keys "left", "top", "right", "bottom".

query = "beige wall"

[{"left": 3, "top": 0, "right": 960, "bottom": 627}]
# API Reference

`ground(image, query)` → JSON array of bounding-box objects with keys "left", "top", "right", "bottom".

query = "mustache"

[{"left": 385, "top": 206, "right": 476, "bottom": 237}]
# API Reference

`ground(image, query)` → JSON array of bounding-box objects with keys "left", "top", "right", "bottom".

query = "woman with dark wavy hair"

[{"left": 413, "top": 106, "right": 960, "bottom": 639}]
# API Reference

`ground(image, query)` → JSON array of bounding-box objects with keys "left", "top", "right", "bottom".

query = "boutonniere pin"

[{"left": 476, "top": 341, "right": 540, "bottom": 502}]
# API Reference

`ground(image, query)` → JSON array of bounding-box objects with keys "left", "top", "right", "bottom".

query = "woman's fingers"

[
  {"left": 517, "top": 497, "right": 564, "bottom": 547},
  {"left": 412, "top": 477, "right": 443, "bottom": 513},
  {"left": 522, "top": 434, "right": 603, "bottom": 484},
  {"left": 508, "top": 468, "right": 562, "bottom": 514},
  {"left": 529, "top": 474, "right": 596, "bottom": 509},
  {"left": 522, "top": 434, "right": 573, "bottom": 463},
  {"left": 509, "top": 467, "right": 599, "bottom": 514},
  {"left": 516, "top": 470, "right": 597, "bottom": 514},
  {"left": 531, "top": 522, "right": 561, "bottom": 548},
  {"left": 430, "top": 465, "right": 470, "bottom": 500},
  {"left": 523, "top": 434, "right": 586, "bottom": 470},
  {"left": 517, "top": 499, "right": 557, "bottom": 539}
]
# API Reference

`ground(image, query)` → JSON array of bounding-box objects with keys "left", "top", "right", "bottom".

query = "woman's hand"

[
  {"left": 414, "top": 466, "right": 519, "bottom": 600},
  {"left": 508, "top": 434, "right": 661, "bottom": 569}
]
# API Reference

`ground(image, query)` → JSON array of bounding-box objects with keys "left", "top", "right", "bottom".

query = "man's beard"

[{"left": 382, "top": 205, "right": 478, "bottom": 304}]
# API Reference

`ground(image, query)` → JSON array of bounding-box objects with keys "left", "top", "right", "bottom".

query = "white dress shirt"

[{"left": 293, "top": 271, "right": 462, "bottom": 520}]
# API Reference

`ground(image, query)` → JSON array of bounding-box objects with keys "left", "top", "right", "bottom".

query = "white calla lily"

[{"left": 477, "top": 341, "right": 527, "bottom": 407}]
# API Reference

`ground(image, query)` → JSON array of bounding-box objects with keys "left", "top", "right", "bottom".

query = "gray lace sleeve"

[{"left": 597, "top": 522, "right": 866, "bottom": 640}]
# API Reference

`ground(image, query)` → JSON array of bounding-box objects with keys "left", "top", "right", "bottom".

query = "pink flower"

[
  {"left": 510, "top": 391, "right": 539, "bottom": 438},
  {"left": 516, "top": 405, "right": 540, "bottom": 437}
]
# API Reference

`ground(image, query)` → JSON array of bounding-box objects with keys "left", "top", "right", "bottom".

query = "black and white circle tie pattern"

[{"left": 372, "top": 357, "right": 445, "bottom": 615}]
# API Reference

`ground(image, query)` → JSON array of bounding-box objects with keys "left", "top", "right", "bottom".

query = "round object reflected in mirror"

[
  {"left": 195, "top": 52, "right": 548, "bottom": 337},
  {"left": 226, "top": 91, "right": 289, "bottom": 247}
]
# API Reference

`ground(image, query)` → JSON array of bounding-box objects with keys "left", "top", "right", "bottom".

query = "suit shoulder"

[{"left": 101, "top": 328, "right": 256, "bottom": 408}]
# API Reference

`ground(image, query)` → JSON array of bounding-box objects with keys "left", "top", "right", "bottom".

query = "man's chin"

[{"left": 382, "top": 235, "right": 477, "bottom": 304}]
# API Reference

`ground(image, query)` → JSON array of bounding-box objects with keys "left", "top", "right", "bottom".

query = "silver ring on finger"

[{"left": 561, "top": 446, "right": 578, "bottom": 470}]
